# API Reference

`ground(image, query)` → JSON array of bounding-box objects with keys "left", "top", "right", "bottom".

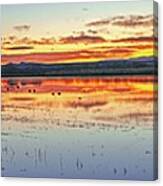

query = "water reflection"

[{"left": 1, "top": 76, "right": 156, "bottom": 180}]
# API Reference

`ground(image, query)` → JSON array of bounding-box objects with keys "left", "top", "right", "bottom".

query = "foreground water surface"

[{"left": 1, "top": 76, "right": 157, "bottom": 180}]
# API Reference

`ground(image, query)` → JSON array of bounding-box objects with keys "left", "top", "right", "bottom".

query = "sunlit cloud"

[
  {"left": 1, "top": 47, "right": 136, "bottom": 64},
  {"left": 3, "top": 36, "right": 56, "bottom": 46},
  {"left": 86, "top": 18, "right": 111, "bottom": 27},
  {"left": 3, "top": 46, "right": 34, "bottom": 51},
  {"left": 111, "top": 36, "right": 156, "bottom": 43},
  {"left": 59, "top": 34, "right": 107, "bottom": 45},
  {"left": 92, "top": 44, "right": 155, "bottom": 51}
]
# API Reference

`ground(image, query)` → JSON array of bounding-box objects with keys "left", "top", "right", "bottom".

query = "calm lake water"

[{"left": 1, "top": 76, "right": 157, "bottom": 180}]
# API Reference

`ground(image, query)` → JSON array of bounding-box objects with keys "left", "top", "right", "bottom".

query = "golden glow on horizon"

[{"left": 1, "top": 39, "right": 157, "bottom": 64}]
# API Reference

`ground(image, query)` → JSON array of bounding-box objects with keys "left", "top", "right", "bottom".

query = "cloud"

[
  {"left": 2, "top": 36, "right": 17, "bottom": 45},
  {"left": 126, "top": 44, "right": 155, "bottom": 50},
  {"left": 86, "top": 14, "right": 154, "bottom": 28},
  {"left": 86, "top": 19, "right": 111, "bottom": 27},
  {"left": 87, "top": 29, "right": 98, "bottom": 34},
  {"left": 1, "top": 50, "right": 108, "bottom": 64},
  {"left": 1, "top": 46, "right": 136, "bottom": 64},
  {"left": 112, "top": 15, "right": 153, "bottom": 27},
  {"left": 2, "top": 34, "right": 155, "bottom": 63},
  {"left": 111, "top": 36, "right": 156, "bottom": 43},
  {"left": 13, "top": 25, "right": 31, "bottom": 32},
  {"left": 105, "top": 48, "right": 134, "bottom": 53},
  {"left": 8, "top": 36, "right": 17, "bottom": 41},
  {"left": 92, "top": 44, "right": 155, "bottom": 51},
  {"left": 2, "top": 41, "right": 12, "bottom": 45},
  {"left": 19, "top": 37, "right": 56, "bottom": 45},
  {"left": 59, "top": 35, "right": 107, "bottom": 45},
  {"left": 39, "top": 37, "right": 56, "bottom": 45},
  {"left": 3, "top": 36, "right": 56, "bottom": 46},
  {"left": 72, "top": 31, "right": 85, "bottom": 35},
  {"left": 3, "top": 46, "right": 34, "bottom": 50}
]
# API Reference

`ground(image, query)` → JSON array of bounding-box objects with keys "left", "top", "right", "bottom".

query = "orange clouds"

[
  {"left": 111, "top": 36, "right": 156, "bottom": 43},
  {"left": 93, "top": 44, "right": 155, "bottom": 51},
  {"left": 2, "top": 38, "right": 156, "bottom": 64},
  {"left": 2, "top": 34, "right": 106, "bottom": 48},
  {"left": 86, "top": 19, "right": 111, "bottom": 27},
  {"left": 1, "top": 48, "right": 134, "bottom": 64},
  {"left": 1, "top": 50, "right": 105, "bottom": 64},
  {"left": 59, "top": 35, "right": 107, "bottom": 45},
  {"left": 3, "top": 46, "right": 34, "bottom": 51},
  {"left": 6, "top": 36, "right": 56, "bottom": 46}
]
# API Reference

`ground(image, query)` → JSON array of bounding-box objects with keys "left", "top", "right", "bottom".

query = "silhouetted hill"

[{"left": 2, "top": 57, "right": 157, "bottom": 77}]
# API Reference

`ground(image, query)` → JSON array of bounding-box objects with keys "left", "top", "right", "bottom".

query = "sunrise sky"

[{"left": 1, "top": 0, "right": 157, "bottom": 64}]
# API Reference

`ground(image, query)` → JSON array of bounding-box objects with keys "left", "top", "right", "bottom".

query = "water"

[{"left": 1, "top": 76, "right": 157, "bottom": 180}]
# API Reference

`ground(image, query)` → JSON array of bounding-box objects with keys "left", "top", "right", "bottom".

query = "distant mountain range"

[{"left": 2, "top": 57, "right": 157, "bottom": 77}]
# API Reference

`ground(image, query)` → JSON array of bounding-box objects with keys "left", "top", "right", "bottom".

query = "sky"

[{"left": 1, "top": 0, "right": 157, "bottom": 64}]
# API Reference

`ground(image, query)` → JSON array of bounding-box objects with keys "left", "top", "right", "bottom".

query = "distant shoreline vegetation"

[{"left": 2, "top": 57, "right": 157, "bottom": 77}]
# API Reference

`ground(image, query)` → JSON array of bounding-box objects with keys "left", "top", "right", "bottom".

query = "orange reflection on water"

[{"left": 1, "top": 76, "right": 157, "bottom": 129}]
